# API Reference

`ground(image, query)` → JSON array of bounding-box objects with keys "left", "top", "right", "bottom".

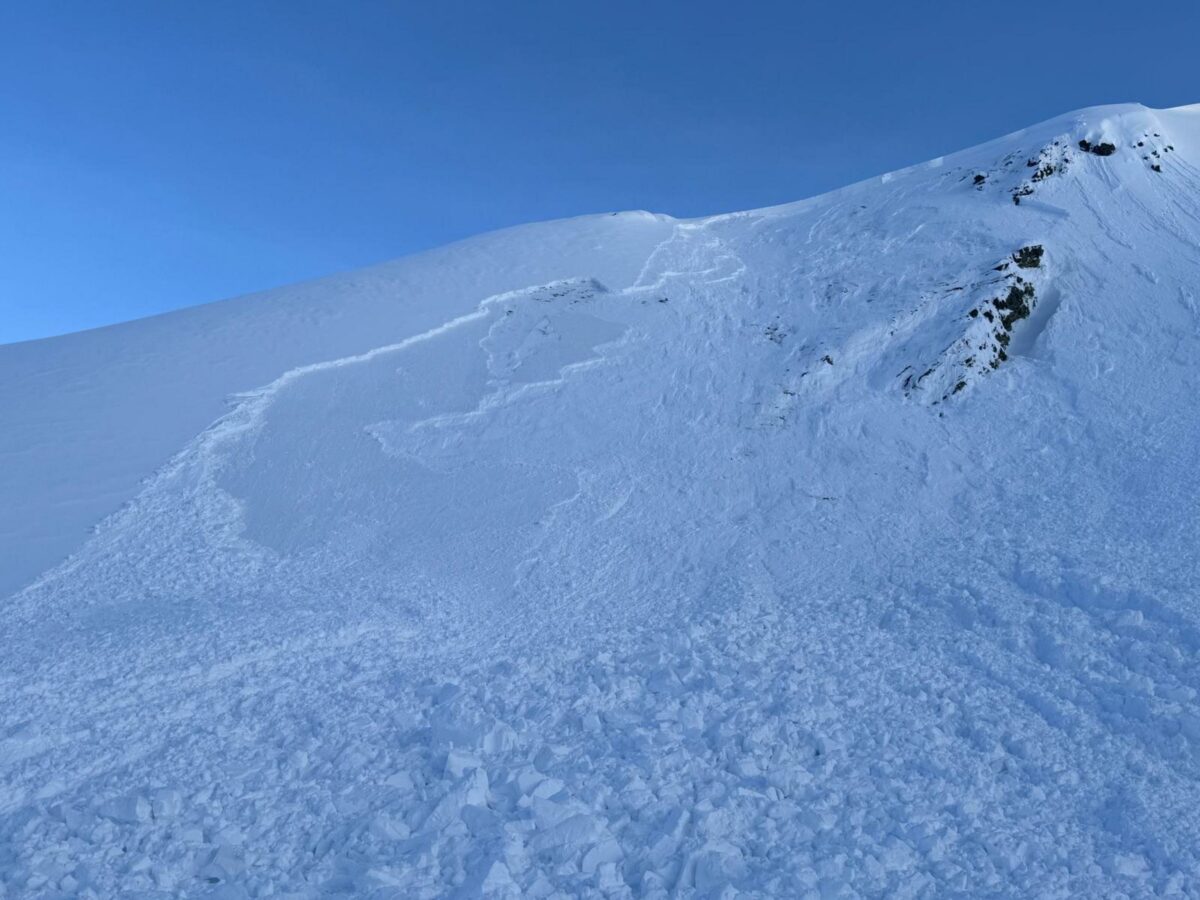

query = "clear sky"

[{"left": 2, "top": 1, "right": 1198, "bottom": 344}]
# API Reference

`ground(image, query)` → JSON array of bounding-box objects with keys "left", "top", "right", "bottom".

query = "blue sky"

[{"left": 2, "top": 1, "right": 1197, "bottom": 344}]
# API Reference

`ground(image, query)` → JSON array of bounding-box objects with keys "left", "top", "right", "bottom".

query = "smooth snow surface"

[{"left": 4, "top": 103, "right": 1200, "bottom": 897}]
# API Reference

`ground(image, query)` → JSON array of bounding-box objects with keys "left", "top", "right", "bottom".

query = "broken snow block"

[
  {"left": 98, "top": 793, "right": 151, "bottom": 824},
  {"left": 151, "top": 788, "right": 183, "bottom": 821},
  {"left": 445, "top": 748, "right": 483, "bottom": 778}
]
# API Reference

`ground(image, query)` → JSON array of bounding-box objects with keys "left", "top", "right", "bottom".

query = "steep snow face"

[
  {"left": 0, "top": 212, "right": 676, "bottom": 600},
  {"left": 3, "top": 103, "right": 1200, "bottom": 897}
]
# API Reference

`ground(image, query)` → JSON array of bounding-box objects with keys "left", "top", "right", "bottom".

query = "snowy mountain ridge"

[{"left": 3, "top": 102, "right": 1200, "bottom": 897}]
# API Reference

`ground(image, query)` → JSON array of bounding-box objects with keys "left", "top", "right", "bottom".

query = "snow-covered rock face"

[{"left": 3, "top": 103, "right": 1200, "bottom": 897}]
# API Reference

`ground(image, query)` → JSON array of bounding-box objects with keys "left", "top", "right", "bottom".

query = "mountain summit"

[{"left": 3, "top": 103, "right": 1200, "bottom": 896}]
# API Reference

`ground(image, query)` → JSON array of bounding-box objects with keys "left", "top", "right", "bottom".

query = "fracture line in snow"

[{"left": 12, "top": 295, "right": 535, "bottom": 597}]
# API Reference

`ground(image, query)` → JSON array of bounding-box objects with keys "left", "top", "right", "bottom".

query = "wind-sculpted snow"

[{"left": 4, "top": 103, "right": 1200, "bottom": 897}]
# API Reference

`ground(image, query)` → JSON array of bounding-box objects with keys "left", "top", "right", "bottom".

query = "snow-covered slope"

[
  {"left": 4, "top": 102, "right": 1200, "bottom": 897},
  {"left": 0, "top": 213, "right": 675, "bottom": 601}
]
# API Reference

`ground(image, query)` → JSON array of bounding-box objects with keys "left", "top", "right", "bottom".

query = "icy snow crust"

[{"left": 4, "top": 103, "right": 1200, "bottom": 897}]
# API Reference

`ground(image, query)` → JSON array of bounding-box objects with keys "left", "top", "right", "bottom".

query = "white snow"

[{"left": 3, "top": 102, "right": 1200, "bottom": 897}]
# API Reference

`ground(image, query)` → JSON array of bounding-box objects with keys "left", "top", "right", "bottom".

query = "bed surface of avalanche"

[{"left": 3, "top": 102, "right": 1200, "bottom": 898}]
